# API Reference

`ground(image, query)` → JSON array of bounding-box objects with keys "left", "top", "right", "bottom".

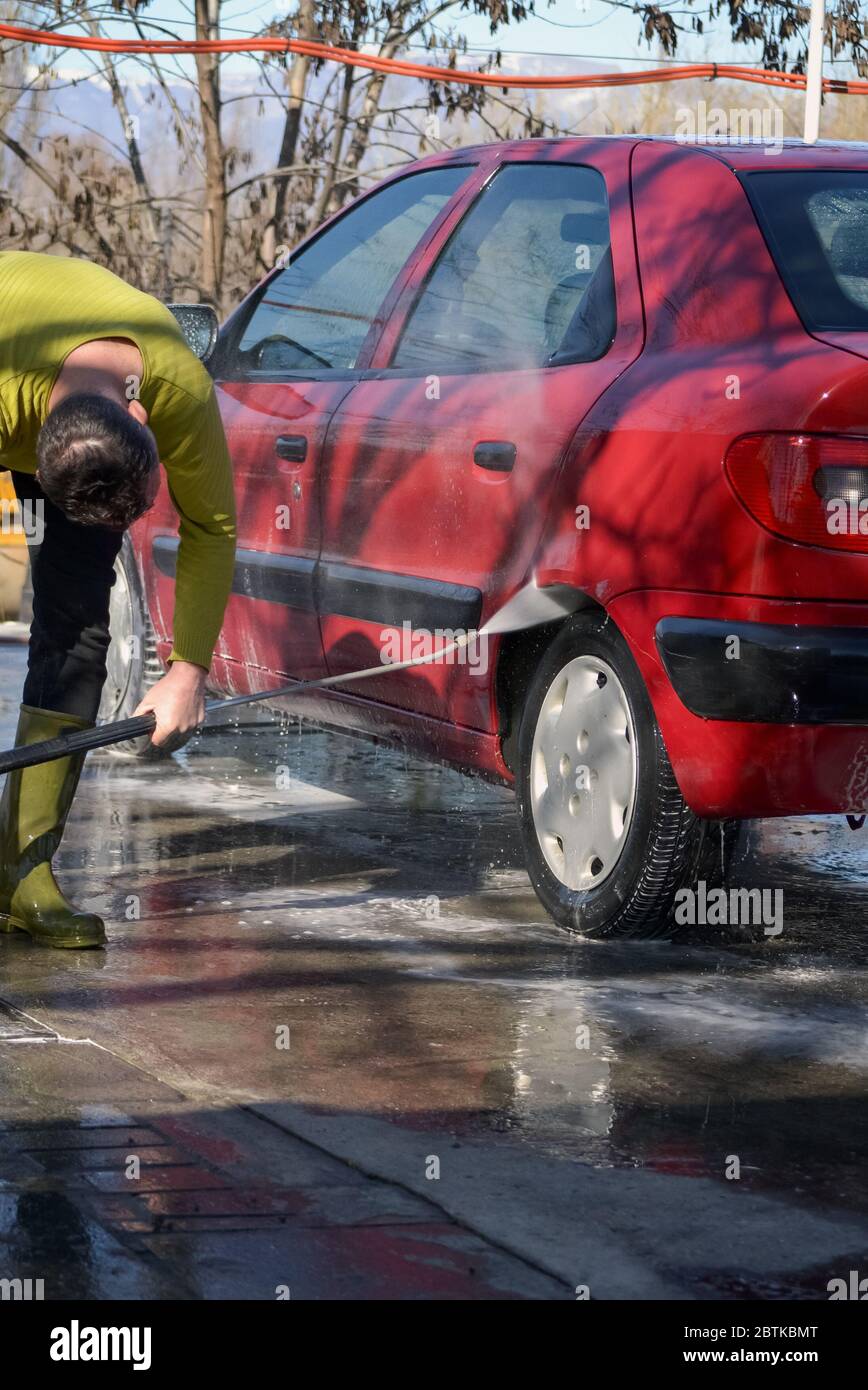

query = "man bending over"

[{"left": 0, "top": 251, "right": 236, "bottom": 949}]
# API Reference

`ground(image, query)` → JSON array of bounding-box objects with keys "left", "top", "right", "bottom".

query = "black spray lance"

[{"left": 0, "top": 581, "right": 580, "bottom": 775}]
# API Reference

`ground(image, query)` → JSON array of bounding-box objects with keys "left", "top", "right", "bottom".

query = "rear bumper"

[
  {"left": 655, "top": 617, "right": 868, "bottom": 724},
  {"left": 610, "top": 592, "right": 868, "bottom": 818}
]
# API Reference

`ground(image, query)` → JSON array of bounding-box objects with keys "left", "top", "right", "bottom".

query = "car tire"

[
  {"left": 97, "top": 536, "right": 169, "bottom": 759},
  {"left": 515, "top": 611, "right": 735, "bottom": 939}
]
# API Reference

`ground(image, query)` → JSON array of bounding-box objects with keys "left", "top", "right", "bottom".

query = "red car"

[{"left": 107, "top": 135, "right": 868, "bottom": 938}]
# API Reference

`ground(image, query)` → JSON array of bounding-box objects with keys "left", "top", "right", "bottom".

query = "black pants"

[{"left": 9, "top": 470, "right": 123, "bottom": 722}]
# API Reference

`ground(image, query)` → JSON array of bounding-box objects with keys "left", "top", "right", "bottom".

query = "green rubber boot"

[{"left": 0, "top": 705, "right": 106, "bottom": 949}]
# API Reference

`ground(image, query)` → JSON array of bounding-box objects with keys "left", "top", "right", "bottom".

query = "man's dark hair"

[{"left": 36, "top": 393, "right": 158, "bottom": 530}]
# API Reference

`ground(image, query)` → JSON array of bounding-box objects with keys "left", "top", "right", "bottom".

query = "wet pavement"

[{"left": 1, "top": 639, "right": 868, "bottom": 1300}]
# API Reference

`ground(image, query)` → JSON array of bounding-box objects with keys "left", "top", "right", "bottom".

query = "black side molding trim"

[
  {"left": 152, "top": 538, "right": 482, "bottom": 630},
  {"left": 656, "top": 616, "right": 868, "bottom": 724},
  {"left": 153, "top": 536, "right": 315, "bottom": 610},
  {"left": 318, "top": 560, "right": 482, "bottom": 630}
]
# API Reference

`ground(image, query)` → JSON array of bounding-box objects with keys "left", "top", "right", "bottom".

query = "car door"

[
  {"left": 148, "top": 162, "right": 474, "bottom": 687},
  {"left": 318, "top": 145, "right": 644, "bottom": 727}
]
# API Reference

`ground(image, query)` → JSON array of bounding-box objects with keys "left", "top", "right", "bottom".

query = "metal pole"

[{"left": 803, "top": 0, "right": 825, "bottom": 143}]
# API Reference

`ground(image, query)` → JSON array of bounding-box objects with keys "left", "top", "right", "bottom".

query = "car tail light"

[{"left": 725, "top": 433, "right": 868, "bottom": 554}]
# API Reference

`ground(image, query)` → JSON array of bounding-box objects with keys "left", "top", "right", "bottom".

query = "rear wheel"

[
  {"left": 97, "top": 537, "right": 168, "bottom": 759},
  {"left": 516, "top": 612, "right": 735, "bottom": 938}
]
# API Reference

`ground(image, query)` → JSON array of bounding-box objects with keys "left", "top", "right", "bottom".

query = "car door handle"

[
  {"left": 473, "top": 441, "right": 516, "bottom": 472},
  {"left": 275, "top": 434, "right": 308, "bottom": 464}
]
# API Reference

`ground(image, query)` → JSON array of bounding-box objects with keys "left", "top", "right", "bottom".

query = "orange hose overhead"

[{"left": 0, "top": 22, "right": 865, "bottom": 95}]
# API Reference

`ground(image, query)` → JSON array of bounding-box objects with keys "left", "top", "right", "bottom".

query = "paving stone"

[
  {"left": 5, "top": 1125, "right": 165, "bottom": 1152},
  {"left": 32, "top": 1145, "right": 192, "bottom": 1174},
  {"left": 85, "top": 1165, "right": 230, "bottom": 1195},
  {"left": 130, "top": 1187, "right": 304, "bottom": 1217}
]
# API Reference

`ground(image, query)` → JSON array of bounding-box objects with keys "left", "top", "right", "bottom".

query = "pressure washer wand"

[
  {"left": 0, "top": 635, "right": 477, "bottom": 776},
  {"left": 0, "top": 578, "right": 582, "bottom": 777}
]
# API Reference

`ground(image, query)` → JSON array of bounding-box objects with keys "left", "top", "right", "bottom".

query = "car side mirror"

[{"left": 164, "top": 303, "right": 219, "bottom": 364}]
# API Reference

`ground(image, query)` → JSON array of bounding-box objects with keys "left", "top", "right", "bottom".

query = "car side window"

[
  {"left": 234, "top": 166, "right": 469, "bottom": 374},
  {"left": 393, "top": 163, "right": 616, "bottom": 373}
]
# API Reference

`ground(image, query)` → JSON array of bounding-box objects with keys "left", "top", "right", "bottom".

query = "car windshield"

[{"left": 744, "top": 170, "right": 868, "bottom": 332}]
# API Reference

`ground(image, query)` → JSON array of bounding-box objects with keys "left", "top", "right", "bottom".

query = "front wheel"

[
  {"left": 97, "top": 537, "right": 169, "bottom": 758},
  {"left": 515, "top": 612, "right": 733, "bottom": 939}
]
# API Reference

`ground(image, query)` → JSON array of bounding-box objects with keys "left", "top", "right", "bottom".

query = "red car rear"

[{"left": 114, "top": 134, "right": 868, "bottom": 937}]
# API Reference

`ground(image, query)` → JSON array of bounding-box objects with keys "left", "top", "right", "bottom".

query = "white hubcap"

[
  {"left": 530, "top": 655, "right": 637, "bottom": 892},
  {"left": 100, "top": 559, "right": 135, "bottom": 721}
]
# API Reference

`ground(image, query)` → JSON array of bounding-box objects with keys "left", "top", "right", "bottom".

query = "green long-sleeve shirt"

[{"left": 0, "top": 250, "right": 236, "bottom": 671}]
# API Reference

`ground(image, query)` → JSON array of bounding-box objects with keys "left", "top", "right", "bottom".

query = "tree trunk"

[
  {"left": 323, "top": 10, "right": 412, "bottom": 218},
  {"left": 193, "top": 0, "right": 226, "bottom": 306},
  {"left": 94, "top": 36, "right": 165, "bottom": 291},
  {"left": 263, "top": 0, "right": 316, "bottom": 264}
]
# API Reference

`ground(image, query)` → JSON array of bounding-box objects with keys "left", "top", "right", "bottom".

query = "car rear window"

[{"left": 744, "top": 170, "right": 868, "bottom": 332}]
